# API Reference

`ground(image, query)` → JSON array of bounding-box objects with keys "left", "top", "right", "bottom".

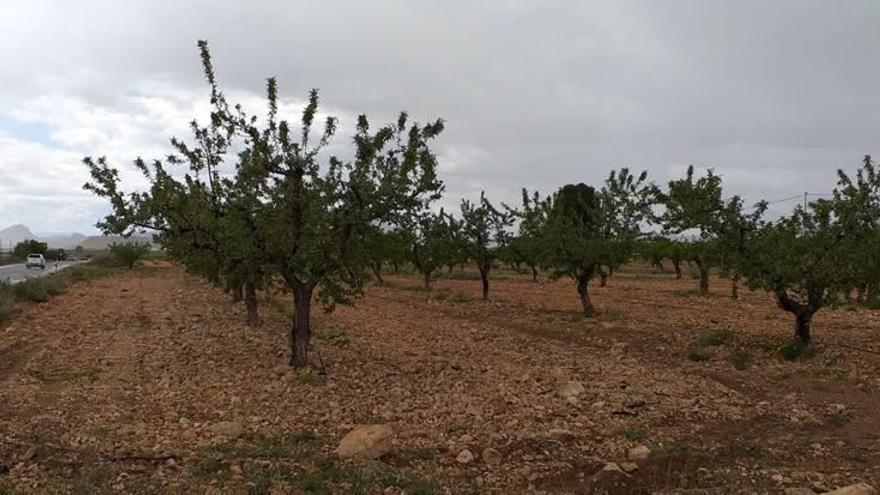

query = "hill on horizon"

[{"left": 0, "top": 224, "right": 153, "bottom": 250}]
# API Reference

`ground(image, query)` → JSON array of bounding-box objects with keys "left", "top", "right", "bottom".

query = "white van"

[{"left": 26, "top": 254, "right": 46, "bottom": 269}]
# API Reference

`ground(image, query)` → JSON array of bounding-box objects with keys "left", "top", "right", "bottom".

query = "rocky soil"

[{"left": 0, "top": 263, "right": 878, "bottom": 494}]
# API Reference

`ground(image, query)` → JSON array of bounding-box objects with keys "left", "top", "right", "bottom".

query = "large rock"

[
  {"left": 628, "top": 445, "right": 651, "bottom": 460},
  {"left": 825, "top": 484, "right": 877, "bottom": 495},
  {"left": 334, "top": 424, "right": 394, "bottom": 460}
]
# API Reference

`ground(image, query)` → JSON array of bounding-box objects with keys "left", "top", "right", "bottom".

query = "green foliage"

[
  {"left": 0, "top": 284, "right": 16, "bottom": 321},
  {"left": 696, "top": 329, "right": 731, "bottom": 347},
  {"left": 502, "top": 189, "right": 549, "bottom": 280},
  {"left": 13, "top": 239, "right": 47, "bottom": 258},
  {"left": 622, "top": 426, "right": 648, "bottom": 440},
  {"left": 44, "top": 248, "right": 66, "bottom": 261},
  {"left": 458, "top": 191, "right": 511, "bottom": 298},
  {"left": 108, "top": 242, "right": 151, "bottom": 269},
  {"left": 12, "top": 276, "right": 66, "bottom": 303},
  {"left": 686, "top": 346, "right": 713, "bottom": 362},
  {"left": 406, "top": 210, "right": 460, "bottom": 288},
  {"left": 779, "top": 341, "right": 821, "bottom": 361},
  {"left": 539, "top": 169, "right": 656, "bottom": 314},
  {"left": 84, "top": 41, "right": 445, "bottom": 367},
  {"left": 735, "top": 156, "right": 880, "bottom": 344},
  {"left": 362, "top": 225, "right": 409, "bottom": 283},
  {"left": 26, "top": 366, "right": 99, "bottom": 384},
  {"left": 729, "top": 349, "right": 751, "bottom": 370}
]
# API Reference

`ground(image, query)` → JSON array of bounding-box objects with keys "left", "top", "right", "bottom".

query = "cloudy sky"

[{"left": 1, "top": 0, "right": 878, "bottom": 234}]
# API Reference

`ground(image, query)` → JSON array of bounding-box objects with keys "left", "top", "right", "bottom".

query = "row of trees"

[{"left": 84, "top": 42, "right": 880, "bottom": 368}]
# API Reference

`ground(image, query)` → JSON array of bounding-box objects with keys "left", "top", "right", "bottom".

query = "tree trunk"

[
  {"left": 244, "top": 282, "right": 259, "bottom": 326},
  {"left": 231, "top": 284, "right": 243, "bottom": 303},
  {"left": 776, "top": 288, "right": 822, "bottom": 347},
  {"left": 731, "top": 279, "right": 739, "bottom": 300},
  {"left": 424, "top": 271, "right": 432, "bottom": 290},
  {"left": 576, "top": 270, "right": 595, "bottom": 316},
  {"left": 599, "top": 269, "right": 608, "bottom": 288},
  {"left": 795, "top": 311, "right": 812, "bottom": 346},
  {"left": 530, "top": 265, "right": 538, "bottom": 283},
  {"left": 479, "top": 262, "right": 490, "bottom": 300},
  {"left": 291, "top": 283, "right": 315, "bottom": 368},
  {"left": 371, "top": 261, "right": 384, "bottom": 284},
  {"left": 673, "top": 260, "right": 682, "bottom": 279},
  {"left": 697, "top": 262, "right": 709, "bottom": 294}
]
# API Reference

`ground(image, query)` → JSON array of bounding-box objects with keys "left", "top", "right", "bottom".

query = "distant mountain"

[
  {"left": 40, "top": 233, "right": 88, "bottom": 249},
  {"left": 0, "top": 224, "right": 37, "bottom": 248},
  {"left": 0, "top": 224, "right": 153, "bottom": 251},
  {"left": 79, "top": 234, "right": 155, "bottom": 251}
]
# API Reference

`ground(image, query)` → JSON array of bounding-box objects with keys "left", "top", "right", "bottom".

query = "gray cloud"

[{"left": 1, "top": 0, "right": 878, "bottom": 232}]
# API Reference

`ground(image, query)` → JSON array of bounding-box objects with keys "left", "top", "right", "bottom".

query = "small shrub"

[
  {"left": 12, "top": 277, "right": 66, "bottom": 303},
  {"left": 109, "top": 242, "right": 151, "bottom": 269},
  {"left": 696, "top": 329, "right": 731, "bottom": 347},
  {"left": 622, "top": 426, "right": 648, "bottom": 440},
  {"left": 779, "top": 341, "right": 821, "bottom": 361},
  {"left": 26, "top": 366, "right": 99, "bottom": 384},
  {"left": 730, "top": 349, "right": 751, "bottom": 370},
  {"left": 0, "top": 286, "right": 15, "bottom": 321},
  {"left": 686, "top": 346, "right": 713, "bottom": 362},
  {"left": 742, "top": 443, "right": 765, "bottom": 458},
  {"left": 864, "top": 299, "right": 880, "bottom": 310}
]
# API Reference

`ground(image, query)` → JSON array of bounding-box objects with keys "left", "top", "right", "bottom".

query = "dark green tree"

[
  {"left": 362, "top": 225, "right": 409, "bottom": 284},
  {"left": 109, "top": 242, "right": 151, "bottom": 269},
  {"left": 541, "top": 168, "right": 656, "bottom": 315},
  {"left": 13, "top": 240, "right": 47, "bottom": 258},
  {"left": 407, "top": 210, "right": 459, "bottom": 290}
]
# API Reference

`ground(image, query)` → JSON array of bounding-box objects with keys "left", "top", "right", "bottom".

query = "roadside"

[{"left": 0, "top": 260, "right": 90, "bottom": 285}]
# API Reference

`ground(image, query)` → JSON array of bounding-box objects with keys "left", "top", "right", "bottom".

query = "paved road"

[{"left": 0, "top": 260, "right": 89, "bottom": 285}]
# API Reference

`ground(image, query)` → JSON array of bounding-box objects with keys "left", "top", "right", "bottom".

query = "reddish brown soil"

[{"left": 0, "top": 264, "right": 878, "bottom": 494}]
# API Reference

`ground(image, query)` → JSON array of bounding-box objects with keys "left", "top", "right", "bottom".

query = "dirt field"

[{"left": 1, "top": 263, "right": 879, "bottom": 494}]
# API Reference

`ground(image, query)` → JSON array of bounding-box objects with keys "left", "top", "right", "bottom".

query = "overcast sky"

[{"left": 1, "top": 0, "right": 878, "bottom": 234}]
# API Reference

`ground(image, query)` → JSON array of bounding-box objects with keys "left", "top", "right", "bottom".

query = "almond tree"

[
  {"left": 504, "top": 189, "right": 549, "bottom": 282},
  {"left": 660, "top": 166, "right": 725, "bottom": 294},
  {"left": 458, "top": 192, "right": 512, "bottom": 300},
  {"left": 406, "top": 210, "right": 459, "bottom": 289},
  {"left": 736, "top": 156, "right": 880, "bottom": 344},
  {"left": 87, "top": 41, "right": 445, "bottom": 367},
  {"left": 541, "top": 168, "right": 656, "bottom": 315}
]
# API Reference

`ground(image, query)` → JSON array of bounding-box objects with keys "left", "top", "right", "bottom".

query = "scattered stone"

[
  {"left": 272, "top": 364, "right": 290, "bottom": 376},
  {"left": 628, "top": 445, "right": 651, "bottom": 460},
  {"left": 482, "top": 447, "right": 502, "bottom": 465},
  {"left": 556, "top": 381, "right": 586, "bottom": 402},
  {"left": 620, "top": 462, "right": 639, "bottom": 473},
  {"left": 601, "top": 462, "right": 626, "bottom": 475},
  {"left": 783, "top": 488, "right": 815, "bottom": 495},
  {"left": 208, "top": 421, "right": 244, "bottom": 440},
  {"left": 335, "top": 424, "right": 394, "bottom": 460},
  {"left": 456, "top": 449, "right": 475, "bottom": 464},
  {"left": 825, "top": 483, "right": 877, "bottom": 495}
]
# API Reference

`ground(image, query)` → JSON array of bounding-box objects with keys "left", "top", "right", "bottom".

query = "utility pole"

[{"left": 803, "top": 191, "right": 808, "bottom": 211}]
